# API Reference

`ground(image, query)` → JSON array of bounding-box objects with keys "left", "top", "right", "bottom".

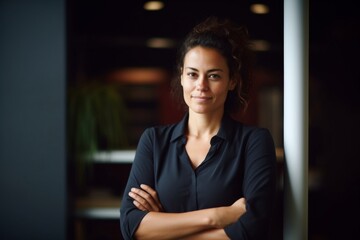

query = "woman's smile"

[{"left": 191, "top": 95, "right": 213, "bottom": 102}]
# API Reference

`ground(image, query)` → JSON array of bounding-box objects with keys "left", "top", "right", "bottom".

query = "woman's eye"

[
  {"left": 209, "top": 74, "right": 220, "bottom": 80},
  {"left": 187, "top": 72, "right": 197, "bottom": 78}
]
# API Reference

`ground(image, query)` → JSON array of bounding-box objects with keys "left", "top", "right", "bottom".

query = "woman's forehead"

[{"left": 183, "top": 46, "right": 228, "bottom": 71}]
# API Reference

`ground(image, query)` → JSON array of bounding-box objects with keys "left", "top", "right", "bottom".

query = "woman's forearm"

[
  {"left": 135, "top": 210, "right": 213, "bottom": 240},
  {"left": 135, "top": 202, "right": 245, "bottom": 240}
]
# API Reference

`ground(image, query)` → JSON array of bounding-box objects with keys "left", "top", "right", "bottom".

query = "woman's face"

[{"left": 181, "top": 46, "right": 235, "bottom": 115}]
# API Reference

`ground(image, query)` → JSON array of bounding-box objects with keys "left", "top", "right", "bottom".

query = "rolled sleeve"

[
  {"left": 120, "top": 129, "right": 155, "bottom": 240},
  {"left": 225, "top": 128, "right": 277, "bottom": 239}
]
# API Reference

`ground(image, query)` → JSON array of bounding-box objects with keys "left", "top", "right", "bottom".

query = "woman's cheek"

[{"left": 181, "top": 81, "right": 192, "bottom": 94}]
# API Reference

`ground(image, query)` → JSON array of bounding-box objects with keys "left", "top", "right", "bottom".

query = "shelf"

[
  {"left": 75, "top": 189, "right": 122, "bottom": 220},
  {"left": 74, "top": 190, "right": 123, "bottom": 239},
  {"left": 89, "top": 150, "right": 136, "bottom": 163},
  {"left": 76, "top": 208, "right": 120, "bottom": 220}
]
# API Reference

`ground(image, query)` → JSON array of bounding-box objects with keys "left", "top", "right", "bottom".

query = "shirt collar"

[
  {"left": 170, "top": 112, "right": 237, "bottom": 142},
  {"left": 216, "top": 113, "right": 236, "bottom": 142},
  {"left": 170, "top": 112, "right": 189, "bottom": 142}
]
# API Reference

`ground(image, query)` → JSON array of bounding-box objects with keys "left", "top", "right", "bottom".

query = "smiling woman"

[
  {"left": 66, "top": 1, "right": 285, "bottom": 239},
  {"left": 120, "top": 16, "right": 277, "bottom": 240},
  {"left": 181, "top": 46, "right": 234, "bottom": 116}
]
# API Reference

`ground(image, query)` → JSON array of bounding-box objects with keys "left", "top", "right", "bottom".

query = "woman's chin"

[{"left": 189, "top": 106, "right": 212, "bottom": 114}]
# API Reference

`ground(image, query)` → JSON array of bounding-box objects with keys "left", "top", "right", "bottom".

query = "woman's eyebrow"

[
  {"left": 185, "top": 67, "right": 224, "bottom": 73},
  {"left": 207, "top": 68, "right": 224, "bottom": 73},
  {"left": 184, "top": 67, "right": 199, "bottom": 72}
]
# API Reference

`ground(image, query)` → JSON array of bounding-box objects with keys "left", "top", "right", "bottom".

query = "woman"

[{"left": 120, "top": 17, "right": 277, "bottom": 240}]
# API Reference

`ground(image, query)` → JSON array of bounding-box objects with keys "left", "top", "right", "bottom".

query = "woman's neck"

[{"left": 187, "top": 110, "right": 224, "bottom": 138}]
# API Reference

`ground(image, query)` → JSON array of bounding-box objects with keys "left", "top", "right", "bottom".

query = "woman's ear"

[{"left": 229, "top": 79, "right": 236, "bottom": 90}]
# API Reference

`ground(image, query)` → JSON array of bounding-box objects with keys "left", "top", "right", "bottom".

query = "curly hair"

[{"left": 171, "top": 16, "right": 254, "bottom": 114}]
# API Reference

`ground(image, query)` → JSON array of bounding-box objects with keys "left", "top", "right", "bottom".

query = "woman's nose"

[{"left": 196, "top": 76, "right": 209, "bottom": 91}]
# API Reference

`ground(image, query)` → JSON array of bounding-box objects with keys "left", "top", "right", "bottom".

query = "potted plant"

[{"left": 67, "top": 81, "right": 129, "bottom": 193}]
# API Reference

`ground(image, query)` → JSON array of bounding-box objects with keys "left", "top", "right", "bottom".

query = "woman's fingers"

[
  {"left": 132, "top": 199, "right": 147, "bottom": 211},
  {"left": 140, "top": 184, "right": 156, "bottom": 196},
  {"left": 129, "top": 188, "right": 157, "bottom": 211},
  {"left": 140, "top": 184, "right": 163, "bottom": 210},
  {"left": 129, "top": 185, "right": 163, "bottom": 212}
]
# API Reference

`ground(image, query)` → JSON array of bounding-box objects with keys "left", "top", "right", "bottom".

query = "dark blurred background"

[{"left": 1, "top": 0, "right": 359, "bottom": 239}]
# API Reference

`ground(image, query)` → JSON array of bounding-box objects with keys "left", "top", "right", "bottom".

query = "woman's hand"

[
  {"left": 211, "top": 197, "right": 247, "bottom": 228},
  {"left": 128, "top": 184, "right": 164, "bottom": 212},
  {"left": 231, "top": 197, "right": 247, "bottom": 213}
]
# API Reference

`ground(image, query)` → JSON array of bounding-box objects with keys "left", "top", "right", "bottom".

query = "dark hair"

[{"left": 171, "top": 16, "right": 254, "bottom": 114}]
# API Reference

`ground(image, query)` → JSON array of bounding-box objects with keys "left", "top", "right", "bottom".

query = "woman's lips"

[{"left": 191, "top": 95, "right": 212, "bottom": 102}]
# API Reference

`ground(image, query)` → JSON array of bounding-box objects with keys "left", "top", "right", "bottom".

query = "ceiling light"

[
  {"left": 146, "top": 38, "right": 176, "bottom": 48},
  {"left": 251, "top": 40, "right": 271, "bottom": 51},
  {"left": 144, "top": 1, "right": 164, "bottom": 11},
  {"left": 250, "top": 3, "right": 269, "bottom": 14}
]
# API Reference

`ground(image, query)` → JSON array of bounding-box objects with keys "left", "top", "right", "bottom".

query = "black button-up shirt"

[{"left": 120, "top": 113, "right": 277, "bottom": 239}]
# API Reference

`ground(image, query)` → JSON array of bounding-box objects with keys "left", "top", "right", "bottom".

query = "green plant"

[{"left": 67, "top": 82, "right": 129, "bottom": 191}]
